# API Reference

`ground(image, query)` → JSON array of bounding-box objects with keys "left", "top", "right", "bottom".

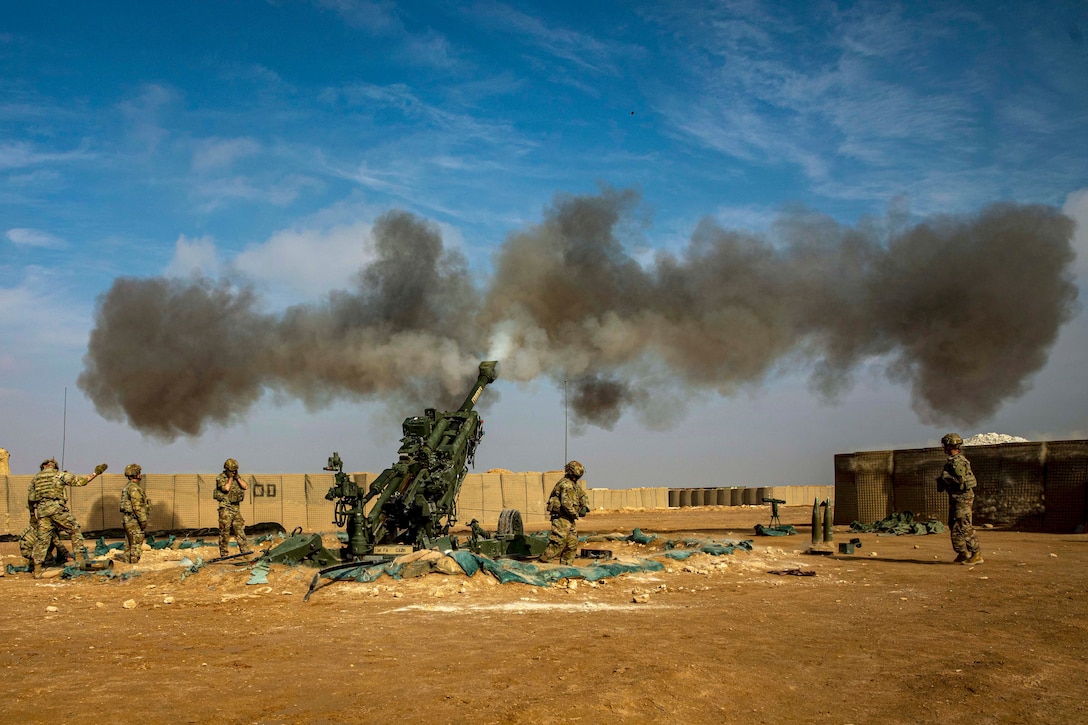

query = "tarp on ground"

[
  {"left": 320, "top": 552, "right": 665, "bottom": 586},
  {"left": 754, "top": 524, "right": 797, "bottom": 536}
]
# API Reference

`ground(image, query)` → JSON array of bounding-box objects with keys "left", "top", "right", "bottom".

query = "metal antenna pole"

[
  {"left": 563, "top": 379, "right": 568, "bottom": 463},
  {"left": 61, "top": 386, "right": 67, "bottom": 469}
]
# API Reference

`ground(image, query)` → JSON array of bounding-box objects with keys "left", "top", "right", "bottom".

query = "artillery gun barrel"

[{"left": 458, "top": 361, "right": 499, "bottom": 411}]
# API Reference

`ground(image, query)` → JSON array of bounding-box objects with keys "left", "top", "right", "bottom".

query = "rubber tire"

[{"left": 497, "top": 508, "right": 524, "bottom": 536}]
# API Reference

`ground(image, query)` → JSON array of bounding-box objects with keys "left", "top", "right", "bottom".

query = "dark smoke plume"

[
  {"left": 79, "top": 211, "right": 483, "bottom": 439},
  {"left": 79, "top": 190, "right": 1078, "bottom": 439}
]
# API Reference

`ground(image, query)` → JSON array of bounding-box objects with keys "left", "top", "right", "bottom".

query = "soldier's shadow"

[
  {"left": 832, "top": 555, "right": 954, "bottom": 566},
  {"left": 85, "top": 494, "right": 177, "bottom": 539}
]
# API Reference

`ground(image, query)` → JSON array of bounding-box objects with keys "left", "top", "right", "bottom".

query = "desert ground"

[{"left": 1, "top": 505, "right": 1086, "bottom": 725}]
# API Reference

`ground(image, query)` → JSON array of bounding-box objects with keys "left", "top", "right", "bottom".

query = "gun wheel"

[{"left": 497, "top": 508, "right": 524, "bottom": 536}]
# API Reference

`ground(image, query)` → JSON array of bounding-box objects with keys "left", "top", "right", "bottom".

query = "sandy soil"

[{"left": 1, "top": 505, "right": 1086, "bottom": 724}]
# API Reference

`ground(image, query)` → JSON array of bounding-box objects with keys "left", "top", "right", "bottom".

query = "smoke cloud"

[{"left": 78, "top": 189, "right": 1079, "bottom": 439}]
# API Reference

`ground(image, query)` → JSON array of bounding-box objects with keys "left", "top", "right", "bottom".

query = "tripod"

[{"left": 762, "top": 497, "right": 786, "bottom": 528}]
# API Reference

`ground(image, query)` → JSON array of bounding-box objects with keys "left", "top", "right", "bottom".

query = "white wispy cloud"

[
  {"left": 646, "top": 2, "right": 1087, "bottom": 210},
  {"left": 316, "top": 0, "right": 460, "bottom": 68},
  {"left": 316, "top": 0, "right": 401, "bottom": 33},
  {"left": 162, "top": 221, "right": 378, "bottom": 304},
  {"left": 321, "top": 81, "right": 517, "bottom": 142},
  {"left": 5, "top": 228, "right": 67, "bottom": 248},
  {"left": 0, "top": 267, "right": 89, "bottom": 357},
  {"left": 190, "top": 137, "right": 262, "bottom": 173},
  {"left": 0, "top": 141, "right": 94, "bottom": 170},
  {"left": 232, "top": 220, "right": 376, "bottom": 302},
  {"left": 469, "top": 0, "right": 635, "bottom": 75},
  {"left": 118, "top": 84, "right": 176, "bottom": 155},
  {"left": 164, "top": 235, "right": 222, "bottom": 278},
  {"left": 191, "top": 174, "right": 323, "bottom": 211}
]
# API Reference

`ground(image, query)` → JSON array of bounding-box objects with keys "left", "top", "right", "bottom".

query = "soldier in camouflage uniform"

[
  {"left": 539, "top": 460, "right": 590, "bottom": 566},
  {"left": 28, "top": 458, "right": 104, "bottom": 577},
  {"left": 20, "top": 529, "right": 69, "bottom": 569},
  {"left": 214, "top": 458, "right": 252, "bottom": 557},
  {"left": 120, "top": 463, "right": 151, "bottom": 564},
  {"left": 936, "top": 433, "right": 983, "bottom": 565},
  {"left": 20, "top": 474, "right": 70, "bottom": 568}
]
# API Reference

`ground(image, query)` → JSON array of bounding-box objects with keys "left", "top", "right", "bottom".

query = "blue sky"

[{"left": 2, "top": 0, "right": 1087, "bottom": 486}]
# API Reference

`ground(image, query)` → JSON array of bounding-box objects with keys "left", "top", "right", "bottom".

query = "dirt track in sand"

[{"left": 2, "top": 505, "right": 1087, "bottom": 724}]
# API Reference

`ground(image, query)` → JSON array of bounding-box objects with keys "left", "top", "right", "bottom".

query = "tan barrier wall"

[
  {"left": 835, "top": 440, "right": 1088, "bottom": 532},
  {"left": 1, "top": 471, "right": 796, "bottom": 536}
]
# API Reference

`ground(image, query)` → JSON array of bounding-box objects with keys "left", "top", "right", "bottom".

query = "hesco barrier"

[
  {"left": 1, "top": 469, "right": 825, "bottom": 537},
  {"left": 835, "top": 440, "right": 1088, "bottom": 532}
]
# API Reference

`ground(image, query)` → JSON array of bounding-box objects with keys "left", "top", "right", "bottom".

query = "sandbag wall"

[
  {"left": 834, "top": 440, "right": 1088, "bottom": 532},
  {"left": 0, "top": 472, "right": 353, "bottom": 536}
]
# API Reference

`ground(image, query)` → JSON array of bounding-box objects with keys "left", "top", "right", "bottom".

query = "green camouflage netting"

[{"left": 850, "top": 512, "right": 946, "bottom": 536}]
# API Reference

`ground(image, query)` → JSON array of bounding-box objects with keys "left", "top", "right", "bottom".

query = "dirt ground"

[{"left": 1, "top": 505, "right": 1086, "bottom": 725}]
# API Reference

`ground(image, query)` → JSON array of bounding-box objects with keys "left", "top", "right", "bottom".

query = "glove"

[{"left": 94, "top": 463, "right": 109, "bottom": 475}]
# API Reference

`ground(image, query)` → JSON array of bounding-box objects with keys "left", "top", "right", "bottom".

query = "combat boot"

[
  {"left": 31, "top": 561, "right": 43, "bottom": 579},
  {"left": 963, "top": 552, "right": 984, "bottom": 565},
  {"left": 953, "top": 551, "right": 968, "bottom": 563}
]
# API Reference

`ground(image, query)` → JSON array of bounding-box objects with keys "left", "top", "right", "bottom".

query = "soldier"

[
  {"left": 19, "top": 490, "right": 70, "bottom": 570},
  {"left": 28, "top": 458, "right": 105, "bottom": 577},
  {"left": 120, "top": 463, "right": 150, "bottom": 564},
  {"left": 936, "top": 433, "right": 983, "bottom": 565},
  {"left": 214, "top": 458, "right": 252, "bottom": 558},
  {"left": 539, "top": 460, "right": 591, "bottom": 566}
]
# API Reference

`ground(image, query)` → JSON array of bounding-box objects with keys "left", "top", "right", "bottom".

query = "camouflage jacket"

[
  {"left": 28, "top": 469, "right": 90, "bottom": 504},
  {"left": 120, "top": 480, "right": 150, "bottom": 520},
  {"left": 546, "top": 477, "right": 590, "bottom": 521},
  {"left": 938, "top": 453, "right": 977, "bottom": 494},
  {"left": 214, "top": 472, "right": 246, "bottom": 507}
]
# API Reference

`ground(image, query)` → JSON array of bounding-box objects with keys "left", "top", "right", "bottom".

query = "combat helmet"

[
  {"left": 223, "top": 458, "right": 239, "bottom": 473},
  {"left": 565, "top": 460, "right": 585, "bottom": 480},
  {"left": 124, "top": 463, "right": 142, "bottom": 478},
  {"left": 39, "top": 458, "right": 59, "bottom": 470},
  {"left": 941, "top": 433, "right": 963, "bottom": 449}
]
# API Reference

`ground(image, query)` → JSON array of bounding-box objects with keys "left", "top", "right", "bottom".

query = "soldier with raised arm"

[
  {"left": 214, "top": 458, "right": 252, "bottom": 558},
  {"left": 28, "top": 458, "right": 106, "bottom": 577}
]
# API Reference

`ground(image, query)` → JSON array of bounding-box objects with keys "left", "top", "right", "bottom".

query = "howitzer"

[
  {"left": 268, "top": 360, "right": 548, "bottom": 590},
  {"left": 326, "top": 360, "right": 498, "bottom": 560}
]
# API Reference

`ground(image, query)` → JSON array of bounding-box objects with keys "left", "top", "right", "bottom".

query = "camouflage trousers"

[
  {"left": 32, "top": 500, "right": 85, "bottom": 565},
  {"left": 20, "top": 525, "right": 69, "bottom": 565},
  {"left": 218, "top": 505, "right": 251, "bottom": 557},
  {"left": 948, "top": 491, "right": 980, "bottom": 555},
  {"left": 540, "top": 516, "right": 579, "bottom": 565},
  {"left": 123, "top": 513, "right": 148, "bottom": 564}
]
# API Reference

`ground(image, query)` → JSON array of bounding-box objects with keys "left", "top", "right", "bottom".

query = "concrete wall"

[{"left": 835, "top": 440, "right": 1088, "bottom": 532}]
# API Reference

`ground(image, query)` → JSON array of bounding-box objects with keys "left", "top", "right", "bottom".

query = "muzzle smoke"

[{"left": 78, "top": 188, "right": 1078, "bottom": 439}]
